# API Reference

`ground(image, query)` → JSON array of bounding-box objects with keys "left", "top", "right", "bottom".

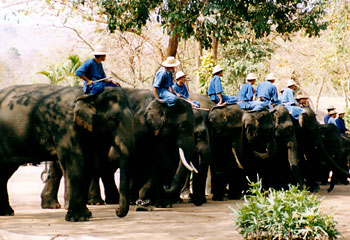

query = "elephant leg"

[
  {"left": 88, "top": 176, "right": 105, "bottom": 205},
  {"left": 101, "top": 171, "right": 120, "bottom": 204},
  {"left": 191, "top": 154, "right": 208, "bottom": 206},
  {"left": 41, "top": 161, "right": 62, "bottom": 209},
  {"left": 0, "top": 164, "right": 18, "bottom": 216}
]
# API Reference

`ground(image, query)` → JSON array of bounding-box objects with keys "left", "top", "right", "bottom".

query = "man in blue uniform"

[
  {"left": 296, "top": 95, "right": 309, "bottom": 108},
  {"left": 324, "top": 105, "right": 336, "bottom": 124},
  {"left": 328, "top": 110, "right": 337, "bottom": 126},
  {"left": 281, "top": 79, "right": 305, "bottom": 120},
  {"left": 153, "top": 56, "right": 181, "bottom": 107},
  {"left": 76, "top": 45, "right": 120, "bottom": 94},
  {"left": 172, "top": 71, "right": 200, "bottom": 108},
  {"left": 237, "top": 73, "right": 266, "bottom": 111},
  {"left": 336, "top": 110, "right": 349, "bottom": 134},
  {"left": 255, "top": 73, "right": 279, "bottom": 109},
  {"left": 207, "top": 65, "right": 237, "bottom": 106}
]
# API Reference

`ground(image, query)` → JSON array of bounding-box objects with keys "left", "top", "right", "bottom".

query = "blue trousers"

[
  {"left": 157, "top": 88, "right": 178, "bottom": 107},
  {"left": 238, "top": 101, "right": 267, "bottom": 111},
  {"left": 84, "top": 82, "right": 120, "bottom": 94},
  {"left": 210, "top": 94, "right": 237, "bottom": 105},
  {"left": 284, "top": 104, "right": 306, "bottom": 120}
]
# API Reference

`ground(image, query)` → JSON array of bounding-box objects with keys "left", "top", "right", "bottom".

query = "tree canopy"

[{"left": 89, "top": 0, "right": 328, "bottom": 52}]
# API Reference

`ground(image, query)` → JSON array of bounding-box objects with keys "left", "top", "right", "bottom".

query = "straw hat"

[
  {"left": 92, "top": 45, "right": 108, "bottom": 55},
  {"left": 266, "top": 73, "right": 276, "bottom": 81},
  {"left": 212, "top": 65, "right": 224, "bottom": 75},
  {"left": 326, "top": 105, "right": 335, "bottom": 110},
  {"left": 175, "top": 71, "right": 186, "bottom": 80},
  {"left": 296, "top": 95, "right": 308, "bottom": 100},
  {"left": 287, "top": 79, "right": 296, "bottom": 87},
  {"left": 329, "top": 110, "right": 337, "bottom": 115},
  {"left": 246, "top": 73, "right": 257, "bottom": 81},
  {"left": 338, "top": 109, "right": 346, "bottom": 114},
  {"left": 162, "top": 56, "right": 180, "bottom": 67}
]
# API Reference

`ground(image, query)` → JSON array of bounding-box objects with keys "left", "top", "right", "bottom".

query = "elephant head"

[
  {"left": 242, "top": 109, "right": 276, "bottom": 161},
  {"left": 74, "top": 88, "right": 135, "bottom": 218}
]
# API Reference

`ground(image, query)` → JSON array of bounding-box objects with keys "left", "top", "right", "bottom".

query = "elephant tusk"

[
  {"left": 179, "top": 148, "right": 194, "bottom": 172},
  {"left": 190, "top": 162, "right": 199, "bottom": 174},
  {"left": 232, "top": 148, "right": 244, "bottom": 169}
]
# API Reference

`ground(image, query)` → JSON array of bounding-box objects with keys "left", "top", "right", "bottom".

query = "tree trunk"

[
  {"left": 166, "top": 30, "right": 179, "bottom": 58},
  {"left": 195, "top": 41, "right": 203, "bottom": 93},
  {"left": 211, "top": 37, "right": 218, "bottom": 62},
  {"left": 316, "top": 76, "right": 326, "bottom": 115}
]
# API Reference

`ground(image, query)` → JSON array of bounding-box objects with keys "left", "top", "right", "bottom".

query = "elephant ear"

[
  {"left": 73, "top": 94, "right": 97, "bottom": 132},
  {"left": 145, "top": 99, "right": 168, "bottom": 135}
]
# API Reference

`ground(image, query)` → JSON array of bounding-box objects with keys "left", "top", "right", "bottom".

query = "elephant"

[
  {"left": 319, "top": 124, "right": 349, "bottom": 191},
  {"left": 0, "top": 84, "right": 134, "bottom": 221},
  {"left": 295, "top": 107, "right": 350, "bottom": 192},
  {"left": 123, "top": 88, "right": 197, "bottom": 208},
  {"left": 270, "top": 105, "right": 303, "bottom": 189},
  {"left": 242, "top": 108, "right": 277, "bottom": 189}
]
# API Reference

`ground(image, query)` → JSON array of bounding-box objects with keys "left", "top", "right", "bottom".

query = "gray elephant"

[
  {"left": 124, "top": 88, "right": 197, "bottom": 207},
  {"left": 270, "top": 105, "right": 303, "bottom": 189},
  {"left": 0, "top": 85, "right": 134, "bottom": 221},
  {"left": 296, "top": 107, "right": 350, "bottom": 192}
]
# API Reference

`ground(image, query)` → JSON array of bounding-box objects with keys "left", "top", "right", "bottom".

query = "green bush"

[{"left": 232, "top": 179, "right": 340, "bottom": 240}]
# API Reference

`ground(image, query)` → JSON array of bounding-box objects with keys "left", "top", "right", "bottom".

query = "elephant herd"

[{"left": 0, "top": 84, "right": 349, "bottom": 222}]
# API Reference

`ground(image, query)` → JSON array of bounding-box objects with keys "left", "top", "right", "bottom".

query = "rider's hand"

[{"left": 86, "top": 80, "right": 94, "bottom": 86}]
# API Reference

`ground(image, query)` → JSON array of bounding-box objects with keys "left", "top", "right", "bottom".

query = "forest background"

[{"left": 1, "top": 0, "right": 350, "bottom": 123}]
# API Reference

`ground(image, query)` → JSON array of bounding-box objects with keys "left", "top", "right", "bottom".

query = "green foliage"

[
  {"left": 343, "top": 107, "right": 350, "bottom": 129},
  {"left": 37, "top": 54, "right": 83, "bottom": 86},
  {"left": 233, "top": 179, "right": 340, "bottom": 240},
  {"left": 197, "top": 53, "right": 215, "bottom": 95},
  {"left": 82, "top": 0, "right": 328, "bottom": 49}
]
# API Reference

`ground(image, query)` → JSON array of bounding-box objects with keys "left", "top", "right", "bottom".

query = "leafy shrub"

[{"left": 232, "top": 179, "right": 340, "bottom": 240}]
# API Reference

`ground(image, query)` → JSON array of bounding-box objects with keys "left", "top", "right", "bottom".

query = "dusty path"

[{"left": 1, "top": 165, "right": 350, "bottom": 240}]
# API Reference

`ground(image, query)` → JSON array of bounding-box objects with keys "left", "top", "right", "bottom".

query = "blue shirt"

[
  {"left": 238, "top": 82, "right": 254, "bottom": 101},
  {"left": 255, "top": 81, "right": 279, "bottom": 103},
  {"left": 281, "top": 88, "right": 296, "bottom": 104},
  {"left": 75, "top": 59, "right": 106, "bottom": 82},
  {"left": 336, "top": 118, "right": 347, "bottom": 134},
  {"left": 324, "top": 114, "right": 330, "bottom": 124},
  {"left": 153, "top": 67, "right": 173, "bottom": 89},
  {"left": 172, "top": 83, "right": 189, "bottom": 99},
  {"left": 207, "top": 75, "right": 223, "bottom": 95},
  {"left": 328, "top": 117, "right": 337, "bottom": 126}
]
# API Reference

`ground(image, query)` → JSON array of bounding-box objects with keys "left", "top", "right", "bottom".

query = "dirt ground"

[{"left": 1, "top": 165, "right": 350, "bottom": 240}]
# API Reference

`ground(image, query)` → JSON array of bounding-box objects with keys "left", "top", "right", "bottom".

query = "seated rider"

[
  {"left": 237, "top": 73, "right": 266, "bottom": 111},
  {"left": 296, "top": 95, "right": 309, "bottom": 108},
  {"left": 328, "top": 110, "right": 337, "bottom": 126},
  {"left": 172, "top": 71, "right": 200, "bottom": 108},
  {"left": 75, "top": 44, "right": 120, "bottom": 94},
  {"left": 336, "top": 110, "right": 350, "bottom": 134},
  {"left": 255, "top": 73, "right": 280, "bottom": 109},
  {"left": 281, "top": 79, "right": 305, "bottom": 120},
  {"left": 207, "top": 65, "right": 237, "bottom": 106},
  {"left": 153, "top": 56, "right": 181, "bottom": 107},
  {"left": 324, "top": 105, "right": 336, "bottom": 124}
]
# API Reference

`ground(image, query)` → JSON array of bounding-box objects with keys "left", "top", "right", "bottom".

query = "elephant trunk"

[
  {"left": 253, "top": 137, "right": 276, "bottom": 160},
  {"left": 287, "top": 141, "right": 303, "bottom": 186}
]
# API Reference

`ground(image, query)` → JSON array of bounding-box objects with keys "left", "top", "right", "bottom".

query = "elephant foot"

[
  {"left": 65, "top": 208, "right": 92, "bottom": 222},
  {"left": 41, "top": 199, "right": 61, "bottom": 209},
  {"left": 189, "top": 194, "right": 207, "bottom": 206},
  {"left": 155, "top": 199, "right": 173, "bottom": 208},
  {"left": 0, "top": 206, "right": 14, "bottom": 216},
  {"left": 135, "top": 199, "right": 153, "bottom": 211},
  {"left": 212, "top": 195, "right": 228, "bottom": 201},
  {"left": 227, "top": 192, "right": 242, "bottom": 200},
  {"left": 88, "top": 197, "right": 105, "bottom": 206}
]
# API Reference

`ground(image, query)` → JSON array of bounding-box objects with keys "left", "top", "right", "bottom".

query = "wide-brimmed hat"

[
  {"left": 329, "top": 110, "right": 337, "bottom": 115},
  {"left": 162, "top": 56, "right": 180, "bottom": 67},
  {"left": 287, "top": 79, "right": 296, "bottom": 87},
  {"left": 338, "top": 109, "right": 346, "bottom": 114},
  {"left": 175, "top": 71, "right": 186, "bottom": 80},
  {"left": 296, "top": 95, "right": 308, "bottom": 100},
  {"left": 92, "top": 45, "right": 108, "bottom": 55},
  {"left": 326, "top": 105, "right": 335, "bottom": 110},
  {"left": 246, "top": 73, "right": 257, "bottom": 81},
  {"left": 212, "top": 65, "right": 224, "bottom": 75},
  {"left": 266, "top": 73, "right": 276, "bottom": 81}
]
